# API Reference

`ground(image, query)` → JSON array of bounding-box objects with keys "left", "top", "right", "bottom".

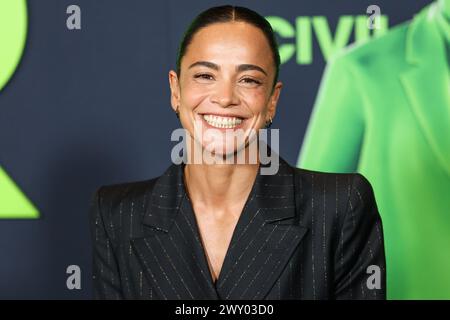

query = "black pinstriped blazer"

[{"left": 90, "top": 155, "right": 386, "bottom": 300}]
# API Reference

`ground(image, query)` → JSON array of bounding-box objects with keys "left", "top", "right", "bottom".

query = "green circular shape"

[{"left": 0, "top": 0, "right": 28, "bottom": 92}]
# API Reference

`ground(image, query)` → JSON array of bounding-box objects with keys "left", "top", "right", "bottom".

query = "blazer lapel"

[
  {"left": 131, "top": 153, "right": 308, "bottom": 300},
  {"left": 215, "top": 157, "right": 308, "bottom": 300},
  {"left": 131, "top": 163, "right": 219, "bottom": 300},
  {"left": 400, "top": 3, "right": 450, "bottom": 176}
]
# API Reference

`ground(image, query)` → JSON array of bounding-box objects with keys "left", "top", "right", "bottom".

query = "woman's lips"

[{"left": 199, "top": 113, "right": 246, "bottom": 129}]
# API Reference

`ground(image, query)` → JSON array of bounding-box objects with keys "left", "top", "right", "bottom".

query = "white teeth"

[{"left": 202, "top": 114, "right": 243, "bottom": 128}]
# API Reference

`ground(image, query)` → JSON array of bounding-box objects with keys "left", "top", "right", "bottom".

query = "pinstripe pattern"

[{"left": 90, "top": 155, "right": 386, "bottom": 299}]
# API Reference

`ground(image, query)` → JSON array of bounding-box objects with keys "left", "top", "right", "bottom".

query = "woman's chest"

[{"left": 192, "top": 206, "right": 243, "bottom": 282}]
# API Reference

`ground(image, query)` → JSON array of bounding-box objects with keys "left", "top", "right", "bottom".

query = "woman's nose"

[{"left": 210, "top": 80, "right": 240, "bottom": 108}]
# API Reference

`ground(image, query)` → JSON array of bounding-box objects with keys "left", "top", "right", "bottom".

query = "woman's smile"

[
  {"left": 202, "top": 114, "right": 243, "bottom": 129},
  {"left": 196, "top": 112, "right": 249, "bottom": 130}
]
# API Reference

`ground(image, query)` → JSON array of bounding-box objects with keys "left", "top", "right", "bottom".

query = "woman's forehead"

[{"left": 182, "top": 22, "right": 274, "bottom": 69}]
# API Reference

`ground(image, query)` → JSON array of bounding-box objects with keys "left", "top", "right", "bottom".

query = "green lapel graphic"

[{"left": 0, "top": 0, "right": 39, "bottom": 218}]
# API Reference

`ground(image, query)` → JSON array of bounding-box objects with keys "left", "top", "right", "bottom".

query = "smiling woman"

[
  {"left": 90, "top": 5, "right": 386, "bottom": 300},
  {"left": 169, "top": 6, "right": 282, "bottom": 159}
]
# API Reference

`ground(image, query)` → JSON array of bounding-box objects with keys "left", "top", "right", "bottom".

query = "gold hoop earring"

[{"left": 265, "top": 116, "right": 272, "bottom": 128}]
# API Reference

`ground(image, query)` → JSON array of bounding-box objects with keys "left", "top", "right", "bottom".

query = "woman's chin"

[{"left": 201, "top": 142, "right": 249, "bottom": 162}]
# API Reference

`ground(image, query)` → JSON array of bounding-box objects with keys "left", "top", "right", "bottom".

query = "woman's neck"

[{"left": 183, "top": 160, "right": 259, "bottom": 212}]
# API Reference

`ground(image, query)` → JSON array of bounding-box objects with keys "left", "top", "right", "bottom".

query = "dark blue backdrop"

[{"left": 0, "top": 0, "right": 431, "bottom": 299}]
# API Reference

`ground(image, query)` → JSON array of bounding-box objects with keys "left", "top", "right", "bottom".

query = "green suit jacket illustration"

[{"left": 298, "top": 2, "right": 450, "bottom": 299}]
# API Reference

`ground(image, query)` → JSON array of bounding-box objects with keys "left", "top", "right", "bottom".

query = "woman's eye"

[
  {"left": 194, "top": 73, "right": 214, "bottom": 81},
  {"left": 240, "top": 78, "right": 261, "bottom": 85}
]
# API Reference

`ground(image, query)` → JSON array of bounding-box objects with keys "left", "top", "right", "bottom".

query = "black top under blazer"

[{"left": 90, "top": 155, "right": 386, "bottom": 300}]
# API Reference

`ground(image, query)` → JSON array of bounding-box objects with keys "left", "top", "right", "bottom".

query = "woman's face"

[{"left": 169, "top": 21, "right": 282, "bottom": 159}]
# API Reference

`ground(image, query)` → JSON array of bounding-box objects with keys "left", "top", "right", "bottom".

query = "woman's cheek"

[
  {"left": 180, "top": 93, "right": 200, "bottom": 110},
  {"left": 239, "top": 92, "right": 268, "bottom": 116},
  {"left": 190, "top": 92, "right": 212, "bottom": 110},
  {"left": 238, "top": 85, "right": 267, "bottom": 103}
]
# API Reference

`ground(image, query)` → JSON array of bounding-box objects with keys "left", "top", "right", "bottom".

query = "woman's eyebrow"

[
  {"left": 188, "top": 61, "right": 219, "bottom": 70},
  {"left": 188, "top": 61, "right": 267, "bottom": 76},
  {"left": 237, "top": 64, "right": 267, "bottom": 76}
]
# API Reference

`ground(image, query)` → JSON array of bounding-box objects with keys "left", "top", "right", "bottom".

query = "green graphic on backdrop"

[
  {"left": 0, "top": 167, "right": 38, "bottom": 218},
  {"left": 0, "top": 0, "right": 38, "bottom": 218},
  {"left": 266, "top": 15, "right": 388, "bottom": 64}
]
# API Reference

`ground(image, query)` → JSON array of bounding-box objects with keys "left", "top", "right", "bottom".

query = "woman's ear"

[
  {"left": 267, "top": 81, "right": 283, "bottom": 120},
  {"left": 168, "top": 70, "right": 181, "bottom": 112}
]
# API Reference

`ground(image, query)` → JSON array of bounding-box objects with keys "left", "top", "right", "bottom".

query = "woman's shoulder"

[
  {"left": 291, "top": 165, "right": 377, "bottom": 211},
  {"left": 90, "top": 176, "right": 160, "bottom": 238},
  {"left": 294, "top": 166, "right": 372, "bottom": 186},
  {"left": 94, "top": 176, "right": 159, "bottom": 211},
  {"left": 93, "top": 161, "right": 180, "bottom": 214}
]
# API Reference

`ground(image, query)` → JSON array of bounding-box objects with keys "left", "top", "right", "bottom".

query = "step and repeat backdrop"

[{"left": 1, "top": 0, "right": 449, "bottom": 299}]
